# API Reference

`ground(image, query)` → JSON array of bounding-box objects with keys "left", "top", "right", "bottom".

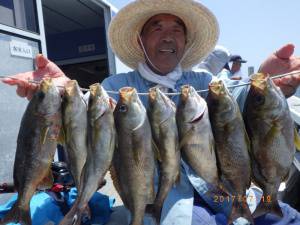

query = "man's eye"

[{"left": 174, "top": 29, "right": 183, "bottom": 33}]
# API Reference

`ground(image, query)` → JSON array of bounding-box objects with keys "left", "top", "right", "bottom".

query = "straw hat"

[{"left": 108, "top": 0, "right": 219, "bottom": 70}]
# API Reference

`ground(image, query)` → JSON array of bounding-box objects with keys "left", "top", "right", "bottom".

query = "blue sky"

[{"left": 108, "top": 0, "right": 300, "bottom": 75}]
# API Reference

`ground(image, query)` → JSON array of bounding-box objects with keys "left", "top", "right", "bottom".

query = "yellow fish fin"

[
  {"left": 151, "top": 139, "right": 162, "bottom": 162},
  {"left": 294, "top": 128, "right": 300, "bottom": 151},
  {"left": 40, "top": 126, "right": 50, "bottom": 145},
  {"left": 57, "top": 127, "right": 66, "bottom": 145}
]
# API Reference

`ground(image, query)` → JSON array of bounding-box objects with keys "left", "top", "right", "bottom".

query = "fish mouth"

[
  {"left": 209, "top": 80, "right": 225, "bottom": 96},
  {"left": 250, "top": 72, "right": 268, "bottom": 80},
  {"left": 149, "top": 87, "right": 175, "bottom": 112},
  {"left": 65, "top": 80, "right": 78, "bottom": 96},
  {"left": 40, "top": 78, "right": 53, "bottom": 93},
  {"left": 148, "top": 87, "right": 157, "bottom": 101},
  {"left": 181, "top": 85, "right": 191, "bottom": 100},
  {"left": 89, "top": 83, "right": 101, "bottom": 96},
  {"left": 119, "top": 87, "right": 136, "bottom": 101},
  {"left": 250, "top": 73, "right": 268, "bottom": 92}
]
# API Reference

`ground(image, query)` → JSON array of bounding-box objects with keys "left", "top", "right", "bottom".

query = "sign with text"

[
  {"left": 10, "top": 40, "right": 33, "bottom": 59},
  {"left": 78, "top": 44, "right": 95, "bottom": 54}
]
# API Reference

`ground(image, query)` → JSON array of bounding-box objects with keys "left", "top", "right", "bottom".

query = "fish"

[
  {"left": 0, "top": 78, "right": 62, "bottom": 225},
  {"left": 111, "top": 87, "right": 155, "bottom": 225},
  {"left": 207, "top": 80, "right": 253, "bottom": 225},
  {"left": 146, "top": 87, "right": 180, "bottom": 224},
  {"left": 176, "top": 85, "right": 219, "bottom": 187},
  {"left": 243, "top": 73, "right": 296, "bottom": 218},
  {"left": 59, "top": 83, "right": 116, "bottom": 225},
  {"left": 61, "top": 80, "right": 88, "bottom": 190}
]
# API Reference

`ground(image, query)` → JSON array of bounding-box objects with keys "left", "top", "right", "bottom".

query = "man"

[
  {"left": 229, "top": 55, "right": 248, "bottom": 81},
  {"left": 2, "top": 0, "right": 300, "bottom": 224},
  {"left": 193, "top": 45, "right": 231, "bottom": 76}
]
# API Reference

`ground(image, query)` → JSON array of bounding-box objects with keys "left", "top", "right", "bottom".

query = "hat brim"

[
  {"left": 108, "top": 0, "right": 219, "bottom": 70},
  {"left": 231, "top": 59, "right": 247, "bottom": 63}
]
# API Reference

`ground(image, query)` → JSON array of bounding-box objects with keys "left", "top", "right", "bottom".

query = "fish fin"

[
  {"left": 59, "top": 206, "right": 77, "bottom": 225},
  {"left": 243, "top": 127, "right": 251, "bottom": 153},
  {"left": 294, "top": 128, "right": 300, "bottom": 151},
  {"left": 80, "top": 205, "right": 91, "bottom": 225},
  {"left": 132, "top": 145, "right": 141, "bottom": 166},
  {"left": 38, "top": 169, "right": 54, "bottom": 190},
  {"left": 244, "top": 131, "right": 253, "bottom": 189},
  {"left": 109, "top": 97, "right": 117, "bottom": 110},
  {"left": 178, "top": 127, "right": 195, "bottom": 150},
  {"left": 145, "top": 204, "right": 161, "bottom": 225},
  {"left": 218, "top": 178, "right": 233, "bottom": 196},
  {"left": 1, "top": 203, "right": 31, "bottom": 225},
  {"left": 252, "top": 196, "right": 283, "bottom": 218},
  {"left": 228, "top": 201, "right": 254, "bottom": 225},
  {"left": 57, "top": 127, "right": 66, "bottom": 145},
  {"left": 59, "top": 201, "right": 79, "bottom": 225},
  {"left": 151, "top": 139, "right": 162, "bottom": 162},
  {"left": 149, "top": 182, "right": 156, "bottom": 203},
  {"left": 131, "top": 129, "right": 146, "bottom": 172},
  {"left": 72, "top": 205, "right": 91, "bottom": 225},
  {"left": 97, "top": 178, "right": 107, "bottom": 190},
  {"left": 41, "top": 126, "right": 50, "bottom": 145},
  {"left": 174, "top": 170, "right": 181, "bottom": 186},
  {"left": 265, "top": 123, "right": 281, "bottom": 146},
  {"left": 109, "top": 164, "right": 129, "bottom": 208},
  {"left": 109, "top": 164, "right": 121, "bottom": 194},
  {"left": 209, "top": 136, "right": 215, "bottom": 155}
]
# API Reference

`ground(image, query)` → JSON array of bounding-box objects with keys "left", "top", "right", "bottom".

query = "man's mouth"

[{"left": 159, "top": 49, "right": 176, "bottom": 54}]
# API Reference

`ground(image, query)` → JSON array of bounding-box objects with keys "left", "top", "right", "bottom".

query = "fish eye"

[
  {"left": 255, "top": 95, "right": 265, "bottom": 105},
  {"left": 119, "top": 104, "right": 128, "bottom": 113},
  {"left": 38, "top": 92, "right": 45, "bottom": 99}
]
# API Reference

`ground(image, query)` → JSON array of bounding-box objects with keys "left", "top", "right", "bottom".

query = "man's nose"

[{"left": 161, "top": 31, "right": 175, "bottom": 42}]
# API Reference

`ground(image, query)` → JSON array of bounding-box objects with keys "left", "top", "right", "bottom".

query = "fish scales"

[
  {"left": 243, "top": 73, "right": 296, "bottom": 218},
  {"left": 207, "top": 80, "right": 252, "bottom": 224},
  {"left": 59, "top": 84, "right": 116, "bottom": 225},
  {"left": 61, "top": 80, "right": 88, "bottom": 190},
  {"left": 112, "top": 87, "right": 155, "bottom": 225},
  {"left": 0, "top": 78, "right": 62, "bottom": 225},
  {"left": 176, "top": 85, "right": 219, "bottom": 187},
  {"left": 147, "top": 87, "right": 180, "bottom": 224}
]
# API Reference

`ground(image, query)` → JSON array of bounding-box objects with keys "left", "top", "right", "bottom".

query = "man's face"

[
  {"left": 231, "top": 61, "right": 242, "bottom": 74},
  {"left": 140, "top": 14, "right": 187, "bottom": 75}
]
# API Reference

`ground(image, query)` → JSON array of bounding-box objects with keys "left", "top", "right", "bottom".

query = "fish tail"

[
  {"left": 217, "top": 182, "right": 231, "bottom": 197},
  {"left": 130, "top": 209, "right": 146, "bottom": 225},
  {"left": 0, "top": 203, "right": 31, "bottom": 225},
  {"left": 252, "top": 195, "right": 283, "bottom": 218},
  {"left": 145, "top": 203, "right": 161, "bottom": 225},
  {"left": 227, "top": 201, "right": 254, "bottom": 225},
  {"left": 59, "top": 201, "right": 90, "bottom": 225}
]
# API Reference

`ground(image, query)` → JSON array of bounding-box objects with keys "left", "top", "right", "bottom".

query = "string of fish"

[{"left": 0, "top": 70, "right": 299, "bottom": 96}]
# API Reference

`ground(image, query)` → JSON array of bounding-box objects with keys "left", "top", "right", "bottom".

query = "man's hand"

[
  {"left": 259, "top": 44, "right": 300, "bottom": 97},
  {"left": 1, "top": 54, "right": 70, "bottom": 100}
]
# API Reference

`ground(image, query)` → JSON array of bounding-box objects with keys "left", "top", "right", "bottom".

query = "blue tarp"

[{"left": 0, "top": 188, "right": 115, "bottom": 225}]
